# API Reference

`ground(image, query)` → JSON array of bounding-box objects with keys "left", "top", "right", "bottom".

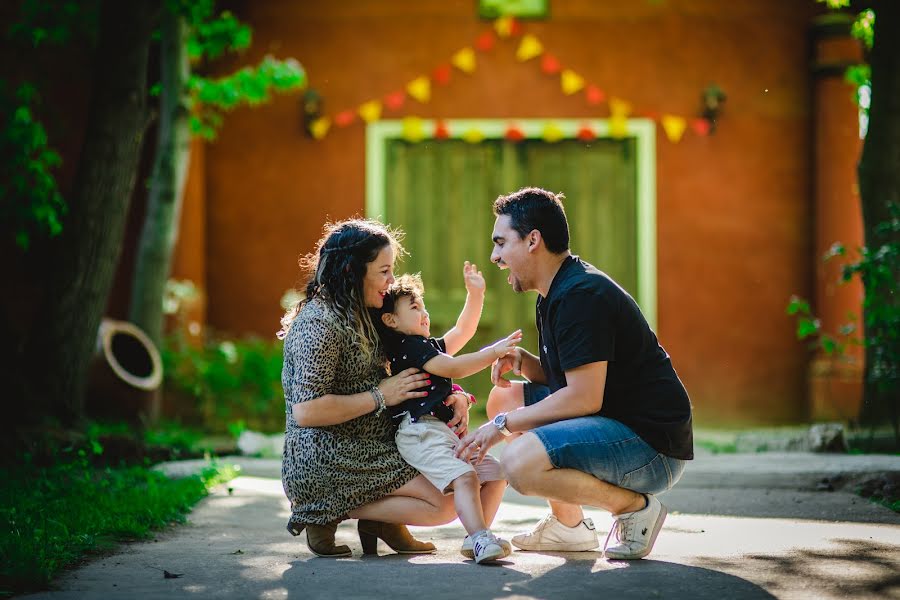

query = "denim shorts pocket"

[{"left": 619, "top": 454, "right": 671, "bottom": 495}]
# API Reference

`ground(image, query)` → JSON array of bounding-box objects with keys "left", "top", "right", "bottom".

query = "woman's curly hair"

[{"left": 278, "top": 219, "right": 406, "bottom": 363}]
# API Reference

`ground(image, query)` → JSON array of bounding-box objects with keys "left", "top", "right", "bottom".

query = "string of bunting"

[{"left": 307, "top": 16, "right": 711, "bottom": 143}]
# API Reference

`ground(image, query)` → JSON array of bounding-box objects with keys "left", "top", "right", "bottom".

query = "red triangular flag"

[
  {"left": 541, "top": 54, "right": 562, "bottom": 75},
  {"left": 384, "top": 91, "right": 406, "bottom": 111},
  {"left": 691, "top": 118, "right": 711, "bottom": 136},
  {"left": 576, "top": 125, "right": 596, "bottom": 142},
  {"left": 505, "top": 124, "right": 525, "bottom": 142},
  {"left": 334, "top": 110, "right": 356, "bottom": 127},
  {"left": 432, "top": 64, "right": 452, "bottom": 86},
  {"left": 508, "top": 18, "right": 523, "bottom": 36},
  {"left": 434, "top": 120, "right": 450, "bottom": 139},
  {"left": 585, "top": 84, "right": 605, "bottom": 105},
  {"left": 475, "top": 31, "right": 495, "bottom": 52}
]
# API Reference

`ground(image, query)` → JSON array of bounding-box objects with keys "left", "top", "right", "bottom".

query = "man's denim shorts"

[{"left": 523, "top": 383, "right": 685, "bottom": 495}]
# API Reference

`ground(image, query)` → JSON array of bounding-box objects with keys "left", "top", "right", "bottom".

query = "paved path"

[{"left": 21, "top": 452, "right": 900, "bottom": 600}]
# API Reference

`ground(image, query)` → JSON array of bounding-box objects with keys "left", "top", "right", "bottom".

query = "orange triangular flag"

[
  {"left": 452, "top": 47, "right": 476, "bottom": 73},
  {"left": 560, "top": 69, "right": 585, "bottom": 95},
  {"left": 358, "top": 100, "right": 382, "bottom": 123},
  {"left": 661, "top": 115, "right": 687, "bottom": 142},
  {"left": 516, "top": 34, "right": 543, "bottom": 61},
  {"left": 406, "top": 77, "right": 431, "bottom": 103}
]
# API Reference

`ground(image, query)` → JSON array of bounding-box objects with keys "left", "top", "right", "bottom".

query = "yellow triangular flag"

[
  {"left": 462, "top": 128, "right": 485, "bottom": 143},
  {"left": 309, "top": 117, "right": 330, "bottom": 140},
  {"left": 516, "top": 34, "right": 543, "bottom": 61},
  {"left": 406, "top": 77, "right": 431, "bottom": 103},
  {"left": 609, "top": 97, "right": 632, "bottom": 118},
  {"left": 661, "top": 114, "right": 687, "bottom": 142},
  {"left": 542, "top": 122, "right": 564, "bottom": 143},
  {"left": 402, "top": 117, "right": 426, "bottom": 142},
  {"left": 560, "top": 69, "right": 585, "bottom": 95},
  {"left": 609, "top": 115, "right": 628, "bottom": 138},
  {"left": 494, "top": 16, "right": 514, "bottom": 38},
  {"left": 358, "top": 100, "right": 382, "bottom": 123},
  {"left": 452, "top": 47, "right": 476, "bottom": 73}
]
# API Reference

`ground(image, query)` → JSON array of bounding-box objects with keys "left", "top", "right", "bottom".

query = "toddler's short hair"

[{"left": 381, "top": 273, "right": 424, "bottom": 314}]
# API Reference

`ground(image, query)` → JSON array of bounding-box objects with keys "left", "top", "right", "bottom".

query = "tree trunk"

[
  {"left": 23, "top": 0, "right": 159, "bottom": 428},
  {"left": 856, "top": 0, "right": 900, "bottom": 432},
  {"left": 129, "top": 8, "right": 192, "bottom": 350}
]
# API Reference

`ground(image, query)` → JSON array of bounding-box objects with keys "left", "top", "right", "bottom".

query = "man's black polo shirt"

[{"left": 536, "top": 255, "right": 693, "bottom": 460}]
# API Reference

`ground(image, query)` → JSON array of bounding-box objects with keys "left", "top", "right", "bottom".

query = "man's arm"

[
  {"left": 443, "top": 262, "right": 485, "bottom": 355},
  {"left": 504, "top": 360, "right": 607, "bottom": 432}
]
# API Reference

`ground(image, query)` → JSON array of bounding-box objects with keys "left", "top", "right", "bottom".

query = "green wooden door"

[{"left": 383, "top": 138, "right": 637, "bottom": 403}]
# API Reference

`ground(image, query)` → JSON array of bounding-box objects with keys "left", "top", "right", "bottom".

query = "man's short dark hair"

[{"left": 492, "top": 187, "right": 570, "bottom": 253}]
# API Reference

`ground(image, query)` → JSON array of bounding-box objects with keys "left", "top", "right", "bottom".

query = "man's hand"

[
  {"left": 455, "top": 421, "right": 505, "bottom": 464},
  {"left": 491, "top": 346, "right": 524, "bottom": 388},
  {"left": 463, "top": 261, "right": 485, "bottom": 296}
]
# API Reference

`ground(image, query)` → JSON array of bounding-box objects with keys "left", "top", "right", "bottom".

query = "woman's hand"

[
  {"left": 444, "top": 391, "right": 471, "bottom": 438},
  {"left": 378, "top": 368, "right": 430, "bottom": 406}
]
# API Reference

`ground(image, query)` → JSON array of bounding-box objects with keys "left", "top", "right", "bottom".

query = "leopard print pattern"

[{"left": 281, "top": 298, "right": 418, "bottom": 525}]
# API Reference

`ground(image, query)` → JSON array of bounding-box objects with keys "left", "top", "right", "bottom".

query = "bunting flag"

[
  {"left": 402, "top": 116, "right": 426, "bottom": 142},
  {"left": 560, "top": 69, "right": 585, "bottom": 95},
  {"left": 462, "top": 128, "right": 485, "bottom": 143},
  {"left": 434, "top": 119, "right": 450, "bottom": 139},
  {"left": 475, "top": 31, "right": 496, "bottom": 52},
  {"left": 432, "top": 64, "right": 452, "bottom": 86},
  {"left": 661, "top": 114, "right": 687, "bottom": 142},
  {"left": 585, "top": 84, "right": 605, "bottom": 105},
  {"left": 452, "top": 47, "right": 477, "bottom": 73},
  {"left": 358, "top": 100, "right": 382, "bottom": 123},
  {"left": 334, "top": 110, "right": 356, "bottom": 127},
  {"left": 406, "top": 76, "right": 431, "bottom": 103},
  {"left": 516, "top": 34, "right": 543, "bottom": 61},
  {"left": 384, "top": 90, "right": 406, "bottom": 111},
  {"left": 541, "top": 53, "right": 562, "bottom": 75},
  {"left": 306, "top": 16, "right": 715, "bottom": 143},
  {"left": 309, "top": 117, "right": 331, "bottom": 140},
  {"left": 542, "top": 122, "right": 564, "bottom": 142}
]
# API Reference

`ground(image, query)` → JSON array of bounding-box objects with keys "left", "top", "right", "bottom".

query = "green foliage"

[
  {"left": 786, "top": 294, "right": 855, "bottom": 356},
  {"left": 851, "top": 9, "right": 875, "bottom": 50},
  {"left": 0, "top": 82, "right": 67, "bottom": 250},
  {"left": 7, "top": 0, "right": 99, "bottom": 47},
  {"left": 0, "top": 452, "right": 236, "bottom": 595},
  {"left": 162, "top": 332, "right": 285, "bottom": 433}
]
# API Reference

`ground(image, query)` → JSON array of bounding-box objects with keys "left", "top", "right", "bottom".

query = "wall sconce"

[
  {"left": 302, "top": 88, "right": 323, "bottom": 137},
  {"left": 701, "top": 84, "right": 726, "bottom": 134}
]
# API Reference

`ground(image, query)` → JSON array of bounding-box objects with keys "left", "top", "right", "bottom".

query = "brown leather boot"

[
  {"left": 357, "top": 520, "right": 436, "bottom": 555},
  {"left": 306, "top": 521, "right": 352, "bottom": 557}
]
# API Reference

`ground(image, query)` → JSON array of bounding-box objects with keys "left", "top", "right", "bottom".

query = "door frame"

[{"left": 366, "top": 118, "right": 657, "bottom": 329}]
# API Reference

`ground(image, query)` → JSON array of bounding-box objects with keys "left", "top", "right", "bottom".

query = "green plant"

[{"left": 0, "top": 451, "right": 236, "bottom": 595}]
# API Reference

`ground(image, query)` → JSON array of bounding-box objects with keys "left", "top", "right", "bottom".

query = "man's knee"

[
  {"left": 500, "top": 433, "right": 550, "bottom": 495},
  {"left": 486, "top": 383, "right": 523, "bottom": 419}
]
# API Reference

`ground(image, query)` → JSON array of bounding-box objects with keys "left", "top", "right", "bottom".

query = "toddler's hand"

[
  {"left": 463, "top": 261, "right": 485, "bottom": 295},
  {"left": 488, "top": 329, "right": 523, "bottom": 358}
]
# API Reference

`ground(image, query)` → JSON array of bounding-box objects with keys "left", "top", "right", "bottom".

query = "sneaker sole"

[
  {"left": 461, "top": 544, "right": 512, "bottom": 559},
  {"left": 605, "top": 505, "right": 668, "bottom": 560},
  {"left": 511, "top": 539, "right": 600, "bottom": 552},
  {"left": 474, "top": 548, "right": 505, "bottom": 564}
]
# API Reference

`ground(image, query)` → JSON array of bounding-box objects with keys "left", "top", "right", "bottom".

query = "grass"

[{"left": 0, "top": 452, "right": 237, "bottom": 596}]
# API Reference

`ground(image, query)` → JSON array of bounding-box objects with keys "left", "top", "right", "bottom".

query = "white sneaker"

[
  {"left": 460, "top": 534, "right": 511, "bottom": 559},
  {"left": 511, "top": 514, "right": 599, "bottom": 552},
  {"left": 472, "top": 531, "right": 506, "bottom": 564},
  {"left": 604, "top": 494, "right": 667, "bottom": 560}
]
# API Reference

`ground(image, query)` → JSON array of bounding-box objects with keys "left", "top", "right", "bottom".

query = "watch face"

[{"left": 494, "top": 414, "right": 506, "bottom": 428}]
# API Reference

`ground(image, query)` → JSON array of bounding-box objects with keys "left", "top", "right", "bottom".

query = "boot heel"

[{"left": 359, "top": 530, "right": 378, "bottom": 555}]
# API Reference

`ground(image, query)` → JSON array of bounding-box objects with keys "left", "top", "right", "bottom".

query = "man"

[{"left": 456, "top": 187, "right": 693, "bottom": 560}]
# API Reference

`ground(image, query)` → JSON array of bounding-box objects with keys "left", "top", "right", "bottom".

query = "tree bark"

[
  {"left": 23, "top": 0, "right": 159, "bottom": 427},
  {"left": 129, "top": 7, "right": 192, "bottom": 350},
  {"left": 856, "top": 0, "right": 900, "bottom": 431}
]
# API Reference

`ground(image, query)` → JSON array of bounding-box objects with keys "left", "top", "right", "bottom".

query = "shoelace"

[
  {"left": 473, "top": 532, "right": 499, "bottom": 556},
  {"left": 603, "top": 514, "right": 635, "bottom": 553},
  {"left": 527, "top": 514, "right": 556, "bottom": 537}
]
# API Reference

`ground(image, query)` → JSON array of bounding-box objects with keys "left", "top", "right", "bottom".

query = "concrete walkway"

[{"left": 21, "top": 451, "right": 900, "bottom": 600}]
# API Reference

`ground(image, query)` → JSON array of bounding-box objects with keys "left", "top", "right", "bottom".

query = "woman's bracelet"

[{"left": 369, "top": 386, "right": 386, "bottom": 416}]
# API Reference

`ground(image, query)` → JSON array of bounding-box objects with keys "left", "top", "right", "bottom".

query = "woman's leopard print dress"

[{"left": 281, "top": 298, "right": 418, "bottom": 526}]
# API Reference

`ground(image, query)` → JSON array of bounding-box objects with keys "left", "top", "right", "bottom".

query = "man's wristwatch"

[{"left": 493, "top": 412, "right": 512, "bottom": 437}]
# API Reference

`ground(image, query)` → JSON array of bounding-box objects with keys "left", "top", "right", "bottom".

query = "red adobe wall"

[{"left": 176, "top": 0, "right": 845, "bottom": 425}]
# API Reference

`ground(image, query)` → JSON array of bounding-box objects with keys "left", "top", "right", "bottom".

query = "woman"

[{"left": 279, "top": 219, "right": 475, "bottom": 557}]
